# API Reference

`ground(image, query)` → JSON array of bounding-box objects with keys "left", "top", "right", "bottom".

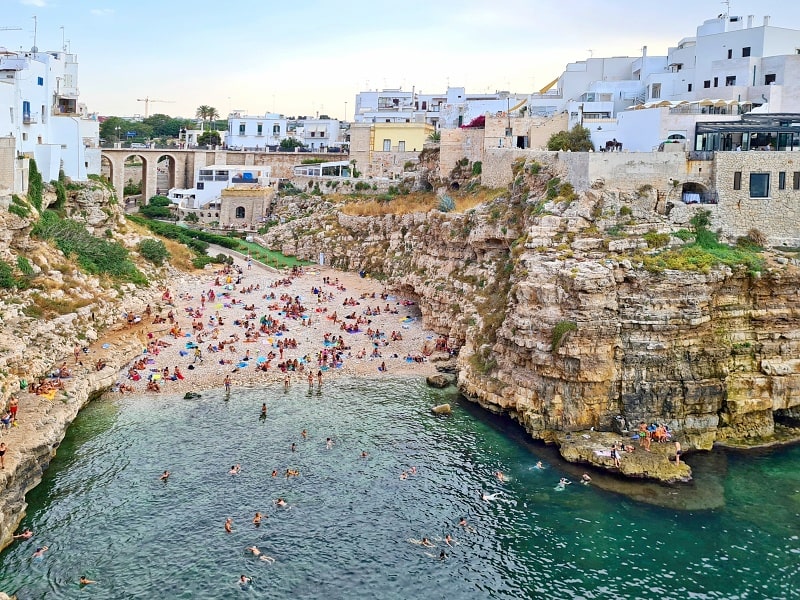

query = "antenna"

[
  {"left": 587, "top": 49, "right": 594, "bottom": 58},
  {"left": 60, "top": 26, "right": 65, "bottom": 51},
  {"left": 721, "top": 0, "right": 731, "bottom": 18}
]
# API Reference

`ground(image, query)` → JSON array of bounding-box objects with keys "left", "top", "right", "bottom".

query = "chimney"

[
  {"left": 747, "top": 15, "right": 754, "bottom": 28},
  {"left": 763, "top": 15, "right": 771, "bottom": 27}
]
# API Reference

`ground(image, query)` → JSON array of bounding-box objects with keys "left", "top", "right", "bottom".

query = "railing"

[
  {"left": 22, "top": 113, "right": 37, "bottom": 124},
  {"left": 682, "top": 191, "right": 718, "bottom": 204},
  {"left": 688, "top": 151, "right": 715, "bottom": 161},
  {"left": 231, "top": 177, "right": 259, "bottom": 184}
]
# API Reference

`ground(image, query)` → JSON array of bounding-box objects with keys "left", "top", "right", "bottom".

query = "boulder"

[
  {"left": 431, "top": 403, "right": 452, "bottom": 415},
  {"left": 426, "top": 373, "right": 456, "bottom": 388}
]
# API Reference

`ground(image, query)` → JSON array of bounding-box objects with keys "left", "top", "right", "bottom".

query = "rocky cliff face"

[{"left": 260, "top": 165, "right": 800, "bottom": 465}]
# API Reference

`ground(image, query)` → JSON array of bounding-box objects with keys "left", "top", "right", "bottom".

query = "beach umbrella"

[{"left": 256, "top": 357, "right": 267, "bottom": 364}]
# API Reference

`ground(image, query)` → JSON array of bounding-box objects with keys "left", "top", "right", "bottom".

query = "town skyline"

[{"left": 3, "top": 0, "right": 800, "bottom": 120}]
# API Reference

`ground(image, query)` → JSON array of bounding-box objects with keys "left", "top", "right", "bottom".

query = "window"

[
  {"left": 794, "top": 172, "right": 800, "bottom": 190},
  {"left": 273, "top": 124, "right": 280, "bottom": 135},
  {"left": 765, "top": 73, "right": 776, "bottom": 85},
  {"left": 398, "top": 141, "right": 405, "bottom": 152},
  {"left": 742, "top": 47, "right": 751, "bottom": 57},
  {"left": 256, "top": 123, "right": 263, "bottom": 135},
  {"left": 651, "top": 83, "right": 661, "bottom": 99},
  {"left": 688, "top": 83, "right": 693, "bottom": 92},
  {"left": 779, "top": 172, "right": 786, "bottom": 190},
  {"left": 704, "top": 80, "right": 711, "bottom": 89},
  {"left": 733, "top": 171, "right": 742, "bottom": 190},
  {"left": 239, "top": 122, "right": 245, "bottom": 135},
  {"left": 235, "top": 206, "right": 246, "bottom": 219},
  {"left": 749, "top": 173, "right": 770, "bottom": 198},
  {"left": 713, "top": 77, "right": 719, "bottom": 87},
  {"left": 382, "top": 139, "right": 391, "bottom": 151},
  {"left": 22, "top": 132, "right": 27, "bottom": 141},
  {"left": 726, "top": 76, "right": 736, "bottom": 86},
  {"left": 37, "top": 76, "right": 43, "bottom": 86},
  {"left": 727, "top": 49, "right": 733, "bottom": 59}
]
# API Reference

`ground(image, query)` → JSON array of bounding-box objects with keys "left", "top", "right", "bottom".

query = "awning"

[{"left": 538, "top": 77, "right": 559, "bottom": 94}]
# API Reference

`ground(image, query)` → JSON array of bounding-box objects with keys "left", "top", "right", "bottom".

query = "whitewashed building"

[
  {"left": 296, "top": 118, "right": 342, "bottom": 151},
  {"left": 168, "top": 164, "right": 271, "bottom": 210},
  {"left": 225, "top": 112, "right": 287, "bottom": 151},
  {"left": 0, "top": 46, "right": 99, "bottom": 192}
]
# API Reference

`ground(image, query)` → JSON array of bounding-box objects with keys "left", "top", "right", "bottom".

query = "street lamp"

[
  {"left": 344, "top": 101, "right": 348, "bottom": 122},
  {"left": 114, "top": 126, "right": 121, "bottom": 147}
]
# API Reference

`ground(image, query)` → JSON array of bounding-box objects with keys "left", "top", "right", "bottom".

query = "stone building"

[{"left": 218, "top": 186, "right": 275, "bottom": 230}]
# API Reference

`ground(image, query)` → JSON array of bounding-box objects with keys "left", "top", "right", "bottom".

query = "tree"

[
  {"left": 137, "top": 238, "right": 170, "bottom": 266},
  {"left": 198, "top": 130, "right": 221, "bottom": 147},
  {"left": 195, "top": 105, "right": 220, "bottom": 130},
  {"left": 279, "top": 137, "right": 304, "bottom": 151},
  {"left": 546, "top": 125, "right": 594, "bottom": 152},
  {"left": 143, "top": 113, "right": 194, "bottom": 138}
]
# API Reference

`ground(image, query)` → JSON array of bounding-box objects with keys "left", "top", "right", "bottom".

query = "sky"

[{"left": 2, "top": 0, "right": 800, "bottom": 121}]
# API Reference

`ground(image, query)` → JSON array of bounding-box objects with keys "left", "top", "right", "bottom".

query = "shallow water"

[{"left": 1, "top": 378, "right": 799, "bottom": 599}]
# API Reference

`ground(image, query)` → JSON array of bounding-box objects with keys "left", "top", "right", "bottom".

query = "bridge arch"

[{"left": 101, "top": 148, "right": 193, "bottom": 206}]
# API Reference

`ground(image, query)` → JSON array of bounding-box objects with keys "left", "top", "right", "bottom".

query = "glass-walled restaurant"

[{"left": 694, "top": 114, "right": 800, "bottom": 151}]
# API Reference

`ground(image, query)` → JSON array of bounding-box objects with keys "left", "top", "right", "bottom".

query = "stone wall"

[
  {"left": 441, "top": 128, "right": 484, "bottom": 179},
  {"left": 711, "top": 152, "right": 800, "bottom": 246},
  {"left": 0, "top": 138, "right": 16, "bottom": 194}
]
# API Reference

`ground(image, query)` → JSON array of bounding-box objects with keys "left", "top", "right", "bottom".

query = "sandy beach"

[{"left": 103, "top": 256, "right": 443, "bottom": 397}]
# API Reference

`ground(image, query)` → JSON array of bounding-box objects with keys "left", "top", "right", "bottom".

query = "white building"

[
  {"left": 0, "top": 46, "right": 99, "bottom": 191},
  {"left": 353, "top": 87, "right": 527, "bottom": 130},
  {"left": 296, "top": 118, "right": 342, "bottom": 150},
  {"left": 225, "top": 111, "right": 287, "bottom": 151},
  {"left": 168, "top": 164, "right": 271, "bottom": 210}
]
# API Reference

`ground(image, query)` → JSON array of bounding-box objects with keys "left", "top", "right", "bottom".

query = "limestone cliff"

[{"left": 259, "top": 162, "right": 800, "bottom": 481}]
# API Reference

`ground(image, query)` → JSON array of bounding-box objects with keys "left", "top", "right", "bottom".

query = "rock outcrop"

[{"left": 259, "top": 165, "right": 800, "bottom": 483}]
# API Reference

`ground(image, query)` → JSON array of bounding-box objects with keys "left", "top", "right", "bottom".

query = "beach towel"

[
  {"left": 179, "top": 350, "right": 188, "bottom": 357},
  {"left": 237, "top": 362, "right": 248, "bottom": 368},
  {"left": 102, "top": 343, "right": 111, "bottom": 349}
]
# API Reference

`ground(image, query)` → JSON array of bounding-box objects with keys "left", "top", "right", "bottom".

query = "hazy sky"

[{"left": 3, "top": 0, "right": 800, "bottom": 120}]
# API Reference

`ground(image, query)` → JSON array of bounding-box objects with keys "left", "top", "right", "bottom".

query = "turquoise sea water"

[{"left": 1, "top": 378, "right": 799, "bottom": 599}]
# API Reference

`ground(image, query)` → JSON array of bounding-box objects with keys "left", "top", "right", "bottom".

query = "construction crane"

[{"left": 136, "top": 97, "right": 175, "bottom": 118}]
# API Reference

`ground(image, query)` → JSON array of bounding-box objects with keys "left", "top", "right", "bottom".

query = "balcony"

[{"left": 22, "top": 113, "right": 38, "bottom": 124}]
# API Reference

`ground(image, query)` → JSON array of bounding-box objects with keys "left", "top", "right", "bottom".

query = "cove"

[{"left": 0, "top": 377, "right": 798, "bottom": 599}]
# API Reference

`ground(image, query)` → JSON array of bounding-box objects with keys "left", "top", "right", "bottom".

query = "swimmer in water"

[
  {"left": 301, "top": 429, "right": 307, "bottom": 439},
  {"left": 260, "top": 403, "right": 267, "bottom": 417},
  {"left": 360, "top": 450, "right": 368, "bottom": 458},
  {"left": 399, "top": 471, "right": 408, "bottom": 480},
  {"left": 421, "top": 537, "right": 434, "bottom": 547},
  {"left": 159, "top": 470, "right": 170, "bottom": 481},
  {"left": 291, "top": 442, "right": 296, "bottom": 452},
  {"left": 13, "top": 528, "right": 33, "bottom": 540},
  {"left": 224, "top": 518, "right": 233, "bottom": 533},
  {"left": 496, "top": 470, "right": 506, "bottom": 482},
  {"left": 532, "top": 461, "right": 544, "bottom": 470},
  {"left": 326, "top": 437, "right": 333, "bottom": 449},
  {"left": 581, "top": 473, "right": 592, "bottom": 485},
  {"left": 239, "top": 574, "right": 252, "bottom": 588},
  {"left": 271, "top": 469, "right": 278, "bottom": 478},
  {"left": 246, "top": 546, "right": 276, "bottom": 563},
  {"left": 444, "top": 534, "right": 454, "bottom": 547},
  {"left": 253, "top": 512, "right": 263, "bottom": 526},
  {"left": 79, "top": 575, "right": 97, "bottom": 586},
  {"left": 481, "top": 490, "right": 502, "bottom": 502},
  {"left": 229, "top": 464, "right": 241, "bottom": 475},
  {"left": 555, "top": 477, "right": 572, "bottom": 491},
  {"left": 32, "top": 546, "right": 48, "bottom": 558},
  {"left": 458, "top": 517, "right": 468, "bottom": 528},
  {"left": 439, "top": 550, "right": 447, "bottom": 560},
  {"left": 275, "top": 498, "right": 287, "bottom": 507}
]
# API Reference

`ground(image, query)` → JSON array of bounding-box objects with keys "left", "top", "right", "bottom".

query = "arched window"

[{"left": 235, "top": 206, "right": 246, "bottom": 219}]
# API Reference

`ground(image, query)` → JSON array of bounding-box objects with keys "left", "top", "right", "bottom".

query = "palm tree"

[
  {"left": 207, "top": 107, "right": 220, "bottom": 131},
  {"left": 195, "top": 105, "right": 211, "bottom": 131}
]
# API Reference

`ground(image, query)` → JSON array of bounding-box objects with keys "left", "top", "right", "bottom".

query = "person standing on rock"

[
  {"left": 0, "top": 441, "right": 7, "bottom": 469},
  {"left": 610, "top": 444, "right": 620, "bottom": 468},
  {"left": 9, "top": 396, "right": 18, "bottom": 424},
  {"left": 674, "top": 441, "right": 682, "bottom": 465}
]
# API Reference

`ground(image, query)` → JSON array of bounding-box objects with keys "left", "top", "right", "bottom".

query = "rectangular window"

[
  {"left": 398, "top": 141, "right": 405, "bottom": 152},
  {"left": 239, "top": 123, "right": 245, "bottom": 134},
  {"left": 688, "top": 83, "right": 693, "bottom": 92},
  {"left": 750, "top": 173, "right": 770, "bottom": 198},
  {"left": 382, "top": 139, "right": 391, "bottom": 151},
  {"left": 726, "top": 76, "right": 736, "bottom": 86},
  {"left": 733, "top": 171, "right": 742, "bottom": 190},
  {"left": 256, "top": 123, "right": 263, "bottom": 135},
  {"left": 742, "top": 47, "right": 751, "bottom": 57},
  {"left": 22, "top": 132, "right": 27, "bottom": 141},
  {"left": 37, "top": 76, "right": 43, "bottom": 86},
  {"left": 704, "top": 80, "right": 711, "bottom": 89},
  {"left": 713, "top": 77, "right": 719, "bottom": 87},
  {"left": 765, "top": 74, "right": 776, "bottom": 85},
  {"left": 779, "top": 172, "right": 786, "bottom": 190},
  {"left": 273, "top": 124, "right": 280, "bottom": 135},
  {"left": 794, "top": 171, "right": 800, "bottom": 190},
  {"left": 727, "top": 49, "right": 733, "bottom": 59}
]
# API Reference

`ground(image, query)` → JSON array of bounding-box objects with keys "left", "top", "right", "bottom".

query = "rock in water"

[
  {"left": 431, "top": 403, "right": 451, "bottom": 415},
  {"left": 183, "top": 392, "right": 202, "bottom": 400},
  {"left": 426, "top": 374, "right": 455, "bottom": 388}
]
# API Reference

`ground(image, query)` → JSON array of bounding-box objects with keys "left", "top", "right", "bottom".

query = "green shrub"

[
  {"left": 52, "top": 180, "right": 67, "bottom": 210},
  {"left": 33, "top": 210, "right": 146, "bottom": 284},
  {"left": 529, "top": 162, "right": 541, "bottom": 175},
  {"left": 471, "top": 161, "right": 482, "bottom": 176},
  {"left": 16, "top": 256, "right": 34, "bottom": 276},
  {"left": 137, "top": 238, "right": 170, "bottom": 266},
  {"left": 0, "top": 261, "right": 17, "bottom": 289},
  {"left": 643, "top": 231, "right": 671, "bottom": 248},
  {"left": 139, "top": 205, "right": 173, "bottom": 219},
  {"left": 149, "top": 195, "right": 172, "bottom": 207},
  {"left": 674, "top": 229, "right": 693, "bottom": 241},
  {"left": 690, "top": 209, "right": 711, "bottom": 231},
  {"left": 619, "top": 205, "right": 633, "bottom": 217},
  {"left": 546, "top": 177, "right": 561, "bottom": 200},
  {"left": 552, "top": 320, "right": 577, "bottom": 351},
  {"left": 124, "top": 179, "right": 142, "bottom": 196},
  {"left": 28, "top": 159, "right": 43, "bottom": 211},
  {"left": 8, "top": 194, "right": 30, "bottom": 219},
  {"left": 439, "top": 195, "right": 455, "bottom": 212}
]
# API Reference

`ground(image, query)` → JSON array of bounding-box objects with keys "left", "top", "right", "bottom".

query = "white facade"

[
  {"left": 353, "top": 87, "right": 527, "bottom": 130},
  {"left": 225, "top": 112, "right": 286, "bottom": 150},
  {"left": 168, "top": 164, "right": 271, "bottom": 210},
  {"left": 0, "top": 47, "right": 99, "bottom": 190},
  {"left": 296, "top": 118, "right": 341, "bottom": 150}
]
